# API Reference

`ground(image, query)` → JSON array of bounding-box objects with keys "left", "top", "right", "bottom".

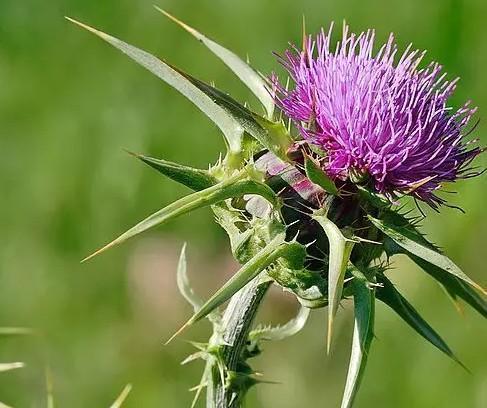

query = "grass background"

[{"left": 0, "top": 0, "right": 486, "bottom": 406}]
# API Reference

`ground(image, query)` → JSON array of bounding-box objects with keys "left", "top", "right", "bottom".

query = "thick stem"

[{"left": 207, "top": 277, "right": 271, "bottom": 408}]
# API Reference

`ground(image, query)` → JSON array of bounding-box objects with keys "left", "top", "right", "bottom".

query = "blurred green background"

[{"left": 1, "top": 0, "right": 486, "bottom": 406}]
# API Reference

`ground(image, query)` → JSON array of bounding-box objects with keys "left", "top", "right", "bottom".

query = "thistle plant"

[{"left": 68, "top": 9, "right": 486, "bottom": 408}]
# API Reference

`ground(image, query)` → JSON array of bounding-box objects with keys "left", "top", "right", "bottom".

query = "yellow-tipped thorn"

[
  {"left": 80, "top": 241, "right": 116, "bottom": 263},
  {"left": 65, "top": 16, "right": 106, "bottom": 38},
  {"left": 164, "top": 320, "right": 192, "bottom": 345},
  {"left": 154, "top": 6, "right": 197, "bottom": 37},
  {"left": 122, "top": 148, "right": 138, "bottom": 157},
  {"left": 404, "top": 175, "right": 437, "bottom": 194},
  {"left": 326, "top": 317, "right": 333, "bottom": 355},
  {"left": 188, "top": 383, "right": 206, "bottom": 392}
]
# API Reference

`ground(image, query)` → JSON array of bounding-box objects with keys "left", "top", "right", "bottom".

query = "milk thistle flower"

[
  {"left": 275, "top": 24, "right": 482, "bottom": 208},
  {"left": 68, "top": 9, "right": 486, "bottom": 408}
]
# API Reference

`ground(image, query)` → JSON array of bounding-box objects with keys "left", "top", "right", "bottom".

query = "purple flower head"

[{"left": 274, "top": 24, "right": 483, "bottom": 208}]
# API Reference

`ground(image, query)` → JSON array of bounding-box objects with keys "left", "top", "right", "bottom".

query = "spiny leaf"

[
  {"left": 340, "top": 277, "right": 374, "bottom": 408},
  {"left": 190, "top": 363, "right": 211, "bottom": 408},
  {"left": 250, "top": 305, "right": 310, "bottom": 342},
  {"left": 155, "top": 7, "right": 275, "bottom": 118},
  {"left": 369, "top": 212, "right": 486, "bottom": 295},
  {"left": 66, "top": 17, "right": 244, "bottom": 155},
  {"left": 177, "top": 243, "right": 204, "bottom": 313},
  {"left": 175, "top": 69, "right": 292, "bottom": 162},
  {"left": 0, "top": 362, "right": 24, "bottom": 372},
  {"left": 249, "top": 114, "right": 293, "bottom": 163},
  {"left": 376, "top": 275, "right": 463, "bottom": 365},
  {"left": 409, "top": 254, "right": 487, "bottom": 319},
  {"left": 267, "top": 264, "right": 328, "bottom": 309},
  {"left": 67, "top": 18, "right": 291, "bottom": 162},
  {"left": 313, "top": 210, "right": 355, "bottom": 353},
  {"left": 382, "top": 222, "right": 487, "bottom": 318},
  {"left": 356, "top": 185, "right": 390, "bottom": 209},
  {"left": 304, "top": 155, "right": 339, "bottom": 195},
  {"left": 181, "top": 351, "right": 207, "bottom": 366},
  {"left": 82, "top": 173, "right": 276, "bottom": 262},
  {"left": 166, "top": 235, "right": 304, "bottom": 343},
  {"left": 109, "top": 384, "right": 132, "bottom": 408},
  {"left": 212, "top": 203, "right": 255, "bottom": 263},
  {"left": 127, "top": 151, "right": 217, "bottom": 191}
]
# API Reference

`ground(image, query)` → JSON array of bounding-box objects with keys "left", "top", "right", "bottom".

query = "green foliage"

[
  {"left": 67, "top": 17, "right": 292, "bottom": 166},
  {"left": 168, "top": 235, "right": 308, "bottom": 341},
  {"left": 155, "top": 7, "right": 275, "bottom": 119},
  {"left": 249, "top": 305, "right": 310, "bottom": 342},
  {"left": 369, "top": 211, "right": 485, "bottom": 294},
  {"left": 176, "top": 244, "right": 203, "bottom": 313},
  {"left": 313, "top": 209, "right": 355, "bottom": 353},
  {"left": 340, "top": 270, "right": 375, "bottom": 408},
  {"left": 304, "top": 154, "right": 339, "bottom": 196},
  {"left": 82, "top": 169, "right": 277, "bottom": 262},
  {"left": 66, "top": 17, "right": 246, "bottom": 159},
  {"left": 376, "top": 275, "right": 460, "bottom": 364},
  {"left": 128, "top": 151, "right": 217, "bottom": 191},
  {"left": 267, "top": 265, "right": 328, "bottom": 308},
  {"left": 410, "top": 256, "right": 487, "bottom": 318}
]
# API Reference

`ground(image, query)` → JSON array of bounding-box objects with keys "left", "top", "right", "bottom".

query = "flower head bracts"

[{"left": 274, "top": 24, "right": 482, "bottom": 208}]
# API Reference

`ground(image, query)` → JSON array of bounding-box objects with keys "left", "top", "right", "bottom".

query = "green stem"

[{"left": 207, "top": 278, "right": 271, "bottom": 408}]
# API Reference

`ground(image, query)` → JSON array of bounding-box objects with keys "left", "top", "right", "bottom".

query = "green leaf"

[
  {"left": 190, "top": 363, "right": 212, "bottom": 408},
  {"left": 82, "top": 172, "right": 277, "bottom": 262},
  {"left": 155, "top": 7, "right": 275, "bottom": 118},
  {"left": 369, "top": 212, "right": 486, "bottom": 295},
  {"left": 376, "top": 275, "right": 462, "bottom": 365},
  {"left": 249, "top": 305, "right": 310, "bottom": 342},
  {"left": 176, "top": 244, "right": 221, "bottom": 326},
  {"left": 176, "top": 243, "right": 203, "bottom": 313},
  {"left": 381, "top": 218, "right": 487, "bottom": 318},
  {"left": 66, "top": 17, "right": 244, "bottom": 155},
  {"left": 67, "top": 18, "right": 292, "bottom": 163},
  {"left": 109, "top": 384, "right": 132, "bottom": 408},
  {"left": 181, "top": 351, "right": 207, "bottom": 366},
  {"left": 341, "top": 277, "right": 374, "bottom": 408},
  {"left": 267, "top": 264, "right": 328, "bottom": 309},
  {"left": 304, "top": 155, "right": 338, "bottom": 195},
  {"left": 356, "top": 185, "right": 390, "bottom": 209},
  {"left": 246, "top": 113, "right": 292, "bottom": 163},
  {"left": 166, "top": 236, "right": 305, "bottom": 343},
  {"left": 313, "top": 210, "right": 355, "bottom": 353},
  {"left": 127, "top": 151, "right": 217, "bottom": 191},
  {"left": 409, "top": 254, "right": 487, "bottom": 319},
  {"left": 0, "top": 362, "right": 24, "bottom": 373},
  {"left": 175, "top": 70, "right": 291, "bottom": 162}
]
